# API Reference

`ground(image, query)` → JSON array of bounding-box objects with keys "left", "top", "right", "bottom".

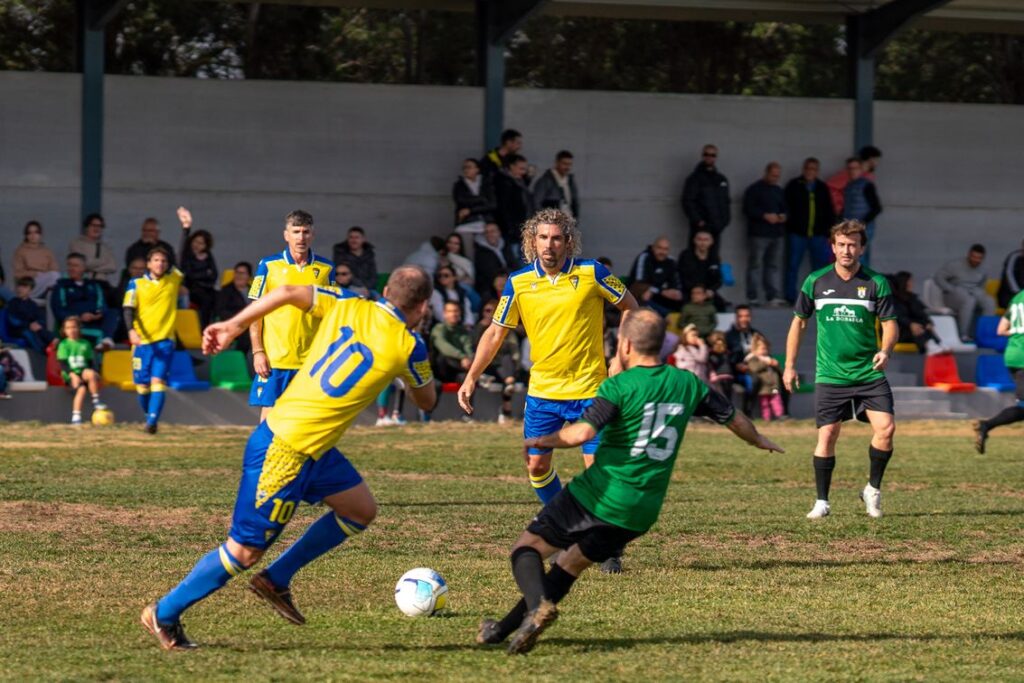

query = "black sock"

[
  {"left": 497, "top": 563, "right": 577, "bottom": 637},
  {"left": 982, "top": 406, "right": 1024, "bottom": 432},
  {"left": 510, "top": 547, "right": 546, "bottom": 611},
  {"left": 813, "top": 456, "right": 835, "bottom": 501},
  {"left": 868, "top": 445, "right": 893, "bottom": 489}
]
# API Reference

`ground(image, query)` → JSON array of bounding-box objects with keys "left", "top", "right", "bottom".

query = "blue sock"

[
  {"left": 264, "top": 513, "right": 365, "bottom": 588},
  {"left": 156, "top": 543, "right": 245, "bottom": 623},
  {"left": 137, "top": 389, "right": 151, "bottom": 414},
  {"left": 147, "top": 388, "right": 166, "bottom": 425},
  {"left": 529, "top": 466, "right": 562, "bottom": 504}
]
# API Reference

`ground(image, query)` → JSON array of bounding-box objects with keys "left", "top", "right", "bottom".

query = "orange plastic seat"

[{"left": 923, "top": 353, "right": 976, "bottom": 393}]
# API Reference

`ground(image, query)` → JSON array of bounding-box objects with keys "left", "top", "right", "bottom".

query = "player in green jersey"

[
  {"left": 972, "top": 289, "right": 1024, "bottom": 453},
  {"left": 477, "top": 309, "right": 783, "bottom": 655},
  {"left": 784, "top": 220, "right": 898, "bottom": 520}
]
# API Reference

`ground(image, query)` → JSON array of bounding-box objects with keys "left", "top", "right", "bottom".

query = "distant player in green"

[
  {"left": 972, "top": 289, "right": 1024, "bottom": 453},
  {"left": 784, "top": 219, "right": 898, "bottom": 520},
  {"left": 477, "top": 309, "right": 783, "bottom": 655},
  {"left": 56, "top": 316, "right": 107, "bottom": 425}
]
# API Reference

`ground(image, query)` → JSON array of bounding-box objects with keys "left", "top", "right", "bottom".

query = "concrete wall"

[{"left": 2, "top": 71, "right": 1022, "bottom": 296}]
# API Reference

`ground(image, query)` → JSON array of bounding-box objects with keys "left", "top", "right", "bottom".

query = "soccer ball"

[
  {"left": 91, "top": 409, "right": 115, "bottom": 426},
  {"left": 394, "top": 567, "right": 448, "bottom": 617}
]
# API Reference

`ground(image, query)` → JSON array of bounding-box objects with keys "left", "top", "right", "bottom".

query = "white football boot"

[
  {"left": 861, "top": 484, "right": 883, "bottom": 518},
  {"left": 806, "top": 499, "right": 831, "bottom": 519}
]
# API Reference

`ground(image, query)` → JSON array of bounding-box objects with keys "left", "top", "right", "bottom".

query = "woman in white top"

[{"left": 445, "top": 232, "right": 475, "bottom": 286}]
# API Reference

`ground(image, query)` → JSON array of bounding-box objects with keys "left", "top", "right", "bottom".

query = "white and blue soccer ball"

[{"left": 394, "top": 567, "right": 448, "bottom": 617}]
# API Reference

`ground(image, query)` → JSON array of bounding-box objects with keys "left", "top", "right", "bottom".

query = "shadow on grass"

[
  {"left": 888, "top": 510, "right": 1024, "bottom": 517},
  {"left": 379, "top": 500, "right": 539, "bottom": 508},
  {"left": 685, "top": 556, "right": 1023, "bottom": 571}
]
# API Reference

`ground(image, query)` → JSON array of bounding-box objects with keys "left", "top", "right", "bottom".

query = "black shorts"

[
  {"left": 526, "top": 489, "right": 642, "bottom": 563},
  {"left": 1011, "top": 368, "right": 1024, "bottom": 401},
  {"left": 815, "top": 377, "right": 894, "bottom": 428}
]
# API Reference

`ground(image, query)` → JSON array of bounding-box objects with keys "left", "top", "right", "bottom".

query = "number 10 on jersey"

[{"left": 309, "top": 325, "right": 375, "bottom": 398}]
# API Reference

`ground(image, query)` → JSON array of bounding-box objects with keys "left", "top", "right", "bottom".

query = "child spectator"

[
  {"left": 474, "top": 299, "right": 523, "bottom": 424},
  {"left": 680, "top": 285, "right": 717, "bottom": 338},
  {"left": 744, "top": 333, "right": 784, "bottom": 421},
  {"left": 707, "top": 331, "right": 735, "bottom": 399},
  {"left": 56, "top": 316, "right": 107, "bottom": 424},
  {"left": 430, "top": 301, "right": 474, "bottom": 383},
  {"left": 0, "top": 347, "right": 23, "bottom": 398},
  {"left": 674, "top": 323, "right": 709, "bottom": 382},
  {"left": 13, "top": 221, "right": 61, "bottom": 297},
  {"left": 6, "top": 277, "right": 55, "bottom": 353},
  {"left": 177, "top": 207, "right": 219, "bottom": 328}
]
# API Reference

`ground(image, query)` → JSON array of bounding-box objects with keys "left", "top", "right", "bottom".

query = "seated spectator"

[
  {"left": 725, "top": 304, "right": 762, "bottom": 415},
  {"left": 333, "top": 263, "right": 370, "bottom": 298},
  {"left": 453, "top": 158, "right": 495, "bottom": 236},
  {"left": 177, "top": 207, "right": 219, "bottom": 328},
  {"left": 532, "top": 150, "right": 579, "bottom": 219},
  {"left": 493, "top": 154, "right": 533, "bottom": 252},
  {"left": 0, "top": 348, "right": 24, "bottom": 399},
  {"left": 68, "top": 213, "right": 118, "bottom": 287},
  {"left": 333, "top": 226, "right": 378, "bottom": 294},
  {"left": 680, "top": 285, "right": 717, "bottom": 338},
  {"left": 51, "top": 253, "right": 116, "bottom": 350},
  {"left": 124, "top": 217, "right": 176, "bottom": 268},
  {"left": 997, "top": 237, "right": 1024, "bottom": 309},
  {"left": 784, "top": 157, "right": 834, "bottom": 303},
  {"left": 6, "top": 277, "right": 55, "bottom": 353},
  {"left": 934, "top": 243, "right": 995, "bottom": 341},
  {"left": 674, "top": 324, "right": 709, "bottom": 382},
  {"left": 56, "top": 316, "right": 107, "bottom": 425},
  {"left": 215, "top": 262, "right": 254, "bottom": 354},
  {"left": 480, "top": 128, "right": 523, "bottom": 179},
  {"left": 13, "top": 221, "right": 61, "bottom": 297},
  {"left": 629, "top": 237, "right": 683, "bottom": 315},
  {"left": 474, "top": 299, "right": 523, "bottom": 423},
  {"left": 677, "top": 230, "right": 727, "bottom": 311},
  {"left": 0, "top": 253, "right": 11, "bottom": 304},
  {"left": 474, "top": 223, "right": 515, "bottom": 300},
  {"left": 431, "top": 301, "right": 474, "bottom": 383},
  {"left": 445, "top": 232, "right": 476, "bottom": 287},
  {"left": 430, "top": 265, "right": 475, "bottom": 326},
  {"left": 744, "top": 333, "right": 784, "bottom": 421},
  {"left": 892, "top": 271, "right": 945, "bottom": 355},
  {"left": 404, "top": 236, "right": 446, "bottom": 275},
  {"left": 707, "top": 331, "right": 734, "bottom": 399}
]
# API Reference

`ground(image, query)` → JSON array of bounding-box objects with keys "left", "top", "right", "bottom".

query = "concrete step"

[{"left": 886, "top": 371, "right": 918, "bottom": 386}]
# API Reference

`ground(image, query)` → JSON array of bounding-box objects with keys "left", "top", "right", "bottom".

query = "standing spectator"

[
  {"left": 532, "top": 150, "right": 579, "bottom": 219},
  {"left": 677, "top": 230, "right": 727, "bottom": 311},
  {"left": 707, "top": 331, "right": 735, "bottom": 399},
  {"left": 124, "top": 217, "right": 176, "bottom": 267},
  {"left": 215, "top": 262, "right": 253, "bottom": 353},
  {"left": 480, "top": 128, "right": 523, "bottom": 179},
  {"left": 430, "top": 265, "right": 475, "bottom": 326},
  {"left": 176, "top": 207, "right": 219, "bottom": 328},
  {"left": 934, "top": 243, "right": 995, "bottom": 341},
  {"left": 474, "top": 222, "right": 515, "bottom": 300},
  {"left": 725, "top": 304, "right": 763, "bottom": 415},
  {"left": 745, "top": 333, "right": 785, "bottom": 421},
  {"left": 891, "top": 271, "right": 945, "bottom": 354},
  {"left": 430, "top": 301, "right": 475, "bottom": 383},
  {"left": 784, "top": 157, "right": 835, "bottom": 302},
  {"left": 68, "top": 213, "right": 118, "bottom": 286},
  {"left": 628, "top": 237, "right": 683, "bottom": 315},
  {"left": 680, "top": 285, "right": 717, "bottom": 338},
  {"left": 673, "top": 324, "right": 709, "bottom": 382},
  {"left": 13, "top": 221, "right": 61, "bottom": 297},
  {"left": 743, "top": 161, "right": 788, "bottom": 306},
  {"left": 827, "top": 145, "right": 882, "bottom": 216},
  {"left": 404, "top": 236, "right": 446, "bottom": 276},
  {"left": 681, "top": 144, "right": 730, "bottom": 260},
  {"left": 445, "top": 232, "right": 476, "bottom": 287},
  {"left": 332, "top": 226, "right": 378, "bottom": 294},
  {"left": 453, "top": 158, "right": 495, "bottom": 236},
  {"left": 840, "top": 158, "right": 882, "bottom": 266},
  {"left": 51, "top": 253, "right": 116, "bottom": 349},
  {"left": 6, "top": 277, "right": 55, "bottom": 353},
  {"left": 473, "top": 299, "right": 522, "bottom": 424},
  {"left": 997, "top": 237, "right": 1024, "bottom": 308},
  {"left": 493, "top": 154, "right": 534, "bottom": 252},
  {"left": 56, "top": 316, "right": 107, "bottom": 425}
]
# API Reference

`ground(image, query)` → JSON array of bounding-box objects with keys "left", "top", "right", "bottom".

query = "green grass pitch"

[{"left": 1, "top": 419, "right": 1022, "bottom": 681}]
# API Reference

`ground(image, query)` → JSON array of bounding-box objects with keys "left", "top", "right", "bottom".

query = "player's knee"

[
  {"left": 227, "top": 542, "right": 263, "bottom": 568},
  {"left": 526, "top": 458, "right": 552, "bottom": 478},
  {"left": 876, "top": 420, "right": 895, "bottom": 444},
  {"left": 348, "top": 498, "right": 377, "bottom": 527}
]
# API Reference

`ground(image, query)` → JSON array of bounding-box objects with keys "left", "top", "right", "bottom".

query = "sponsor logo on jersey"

[
  {"left": 822, "top": 289, "right": 836, "bottom": 295},
  {"left": 569, "top": 275, "right": 579, "bottom": 290},
  {"left": 857, "top": 286, "right": 867, "bottom": 299},
  {"left": 826, "top": 304, "right": 863, "bottom": 324}
]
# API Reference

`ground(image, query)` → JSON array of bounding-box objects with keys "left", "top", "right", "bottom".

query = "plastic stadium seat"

[
  {"left": 715, "top": 312, "right": 736, "bottom": 332},
  {"left": 45, "top": 340, "right": 65, "bottom": 386},
  {"left": 210, "top": 350, "right": 251, "bottom": 390},
  {"left": 7, "top": 348, "right": 46, "bottom": 392},
  {"left": 441, "top": 383, "right": 460, "bottom": 393},
  {"left": 893, "top": 342, "right": 918, "bottom": 353},
  {"left": 974, "top": 315, "right": 1007, "bottom": 352},
  {"left": 924, "top": 353, "right": 976, "bottom": 393},
  {"left": 976, "top": 354, "right": 1015, "bottom": 392},
  {"left": 221, "top": 268, "right": 235, "bottom": 288},
  {"left": 773, "top": 353, "right": 814, "bottom": 393},
  {"left": 930, "top": 315, "right": 977, "bottom": 352},
  {"left": 175, "top": 309, "right": 203, "bottom": 349},
  {"left": 101, "top": 350, "right": 137, "bottom": 391},
  {"left": 921, "top": 278, "right": 953, "bottom": 315},
  {"left": 984, "top": 278, "right": 1000, "bottom": 301},
  {"left": 168, "top": 351, "right": 210, "bottom": 391}
]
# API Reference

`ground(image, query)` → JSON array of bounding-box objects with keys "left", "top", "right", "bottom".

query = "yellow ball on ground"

[{"left": 91, "top": 409, "right": 116, "bottom": 426}]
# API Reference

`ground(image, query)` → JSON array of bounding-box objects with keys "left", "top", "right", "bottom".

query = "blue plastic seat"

[
  {"left": 976, "top": 354, "right": 1015, "bottom": 392},
  {"left": 168, "top": 351, "right": 211, "bottom": 391},
  {"left": 975, "top": 315, "right": 1007, "bottom": 352}
]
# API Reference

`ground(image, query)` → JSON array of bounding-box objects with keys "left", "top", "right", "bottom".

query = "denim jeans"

[
  {"left": 746, "top": 236, "right": 782, "bottom": 301},
  {"left": 785, "top": 234, "right": 831, "bottom": 302}
]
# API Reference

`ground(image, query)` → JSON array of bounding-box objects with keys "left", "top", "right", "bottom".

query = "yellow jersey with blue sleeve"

[
  {"left": 122, "top": 267, "right": 184, "bottom": 344},
  {"left": 249, "top": 249, "right": 335, "bottom": 369},
  {"left": 266, "top": 287, "right": 433, "bottom": 457},
  {"left": 493, "top": 257, "right": 625, "bottom": 400}
]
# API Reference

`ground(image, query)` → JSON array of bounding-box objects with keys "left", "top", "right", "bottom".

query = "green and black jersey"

[
  {"left": 794, "top": 264, "right": 896, "bottom": 386},
  {"left": 569, "top": 364, "right": 736, "bottom": 532},
  {"left": 1004, "top": 290, "right": 1024, "bottom": 369}
]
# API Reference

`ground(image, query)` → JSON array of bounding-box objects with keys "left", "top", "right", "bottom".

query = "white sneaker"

[
  {"left": 806, "top": 499, "right": 831, "bottom": 519},
  {"left": 861, "top": 484, "right": 883, "bottom": 518},
  {"left": 71, "top": 413, "right": 82, "bottom": 425},
  {"left": 374, "top": 416, "right": 394, "bottom": 427},
  {"left": 498, "top": 413, "right": 509, "bottom": 425}
]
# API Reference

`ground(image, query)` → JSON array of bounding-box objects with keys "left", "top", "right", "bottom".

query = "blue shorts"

[
  {"left": 524, "top": 396, "right": 601, "bottom": 455},
  {"left": 249, "top": 368, "right": 300, "bottom": 407},
  {"left": 229, "top": 422, "right": 363, "bottom": 549},
  {"left": 132, "top": 339, "right": 175, "bottom": 385}
]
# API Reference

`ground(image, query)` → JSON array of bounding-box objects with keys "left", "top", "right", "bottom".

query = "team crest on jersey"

[
  {"left": 569, "top": 275, "right": 579, "bottom": 290},
  {"left": 857, "top": 286, "right": 867, "bottom": 299},
  {"left": 312, "top": 267, "right": 321, "bottom": 278},
  {"left": 531, "top": 281, "right": 538, "bottom": 290}
]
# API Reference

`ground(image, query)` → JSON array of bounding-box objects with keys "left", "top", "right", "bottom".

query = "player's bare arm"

[
  {"left": 783, "top": 316, "right": 806, "bottom": 392},
  {"left": 249, "top": 319, "right": 270, "bottom": 378},
  {"left": 872, "top": 319, "right": 898, "bottom": 371},
  {"left": 204, "top": 285, "right": 314, "bottom": 355},
  {"left": 458, "top": 322, "right": 512, "bottom": 414},
  {"left": 524, "top": 421, "right": 598, "bottom": 452},
  {"left": 616, "top": 290, "right": 640, "bottom": 313},
  {"left": 726, "top": 411, "right": 785, "bottom": 453},
  {"left": 996, "top": 316, "right": 1011, "bottom": 336},
  {"left": 408, "top": 381, "right": 438, "bottom": 413}
]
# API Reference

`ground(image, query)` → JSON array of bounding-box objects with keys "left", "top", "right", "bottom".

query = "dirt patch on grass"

[
  {"left": 967, "top": 547, "right": 1024, "bottom": 564},
  {"left": 364, "top": 469, "right": 522, "bottom": 484},
  {"left": 953, "top": 483, "right": 1024, "bottom": 499},
  {"left": 0, "top": 501, "right": 225, "bottom": 534}
]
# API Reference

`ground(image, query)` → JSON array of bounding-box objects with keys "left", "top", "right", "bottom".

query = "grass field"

[{"left": 1, "top": 419, "right": 1023, "bottom": 681}]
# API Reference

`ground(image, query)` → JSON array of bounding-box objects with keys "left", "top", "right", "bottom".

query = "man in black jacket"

[
  {"left": 532, "top": 151, "right": 579, "bottom": 220},
  {"left": 124, "top": 218, "right": 176, "bottom": 268},
  {"left": 494, "top": 154, "right": 534, "bottom": 252},
  {"left": 332, "top": 226, "right": 379, "bottom": 294},
  {"left": 628, "top": 237, "right": 683, "bottom": 315},
  {"left": 784, "top": 157, "right": 835, "bottom": 303},
  {"left": 677, "top": 231, "right": 727, "bottom": 311},
  {"left": 681, "top": 144, "right": 731, "bottom": 260},
  {"left": 742, "top": 162, "right": 787, "bottom": 306}
]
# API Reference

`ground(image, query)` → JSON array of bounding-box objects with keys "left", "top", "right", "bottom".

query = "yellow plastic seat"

[
  {"left": 101, "top": 350, "right": 137, "bottom": 391},
  {"left": 175, "top": 309, "right": 203, "bottom": 349},
  {"left": 893, "top": 342, "right": 918, "bottom": 353},
  {"left": 221, "top": 268, "right": 235, "bottom": 288}
]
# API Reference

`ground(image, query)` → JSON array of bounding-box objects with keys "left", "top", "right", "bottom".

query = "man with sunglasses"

[{"left": 681, "top": 144, "right": 731, "bottom": 261}]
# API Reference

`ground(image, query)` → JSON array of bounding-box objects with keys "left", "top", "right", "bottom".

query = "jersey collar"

[
  {"left": 282, "top": 248, "right": 316, "bottom": 268},
  {"left": 375, "top": 298, "right": 406, "bottom": 323},
  {"left": 532, "top": 257, "right": 575, "bottom": 280}
]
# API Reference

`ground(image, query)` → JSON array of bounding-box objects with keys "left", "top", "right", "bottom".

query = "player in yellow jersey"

[
  {"left": 122, "top": 246, "right": 184, "bottom": 434},
  {"left": 458, "top": 209, "right": 638, "bottom": 518},
  {"left": 249, "top": 210, "right": 335, "bottom": 422},
  {"left": 142, "top": 266, "right": 437, "bottom": 651}
]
